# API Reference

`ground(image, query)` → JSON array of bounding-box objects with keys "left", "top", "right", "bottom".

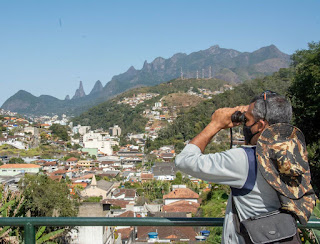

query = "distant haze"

[
  {"left": 1, "top": 0, "right": 320, "bottom": 106},
  {"left": 1, "top": 44, "right": 291, "bottom": 116}
]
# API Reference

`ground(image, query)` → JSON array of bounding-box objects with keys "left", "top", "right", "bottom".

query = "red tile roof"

[
  {"left": 163, "top": 200, "right": 200, "bottom": 214},
  {"left": 66, "top": 157, "right": 78, "bottom": 162},
  {"left": 102, "top": 199, "right": 130, "bottom": 208},
  {"left": 116, "top": 227, "right": 133, "bottom": 240},
  {"left": 43, "top": 161, "right": 57, "bottom": 166},
  {"left": 163, "top": 188, "right": 199, "bottom": 200},
  {"left": 118, "top": 211, "right": 134, "bottom": 218},
  {"left": 137, "top": 226, "right": 196, "bottom": 241},
  {"left": 53, "top": 169, "right": 68, "bottom": 175},
  {"left": 0, "top": 164, "right": 41, "bottom": 169},
  {"left": 141, "top": 173, "right": 154, "bottom": 180},
  {"left": 49, "top": 175, "right": 63, "bottom": 182}
]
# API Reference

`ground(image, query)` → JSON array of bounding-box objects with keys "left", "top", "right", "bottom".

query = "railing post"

[{"left": 24, "top": 222, "right": 35, "bottom": 244}]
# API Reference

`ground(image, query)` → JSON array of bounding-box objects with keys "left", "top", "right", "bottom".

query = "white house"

[
  {"left": 111, "top": 189, "right": 136, "bottom": 201},
  {"left": 83, "top": 131, "right": 112, "bottom": 156},
  {"left": 0, "top": 164, "right": 41, "bottom": 176}
]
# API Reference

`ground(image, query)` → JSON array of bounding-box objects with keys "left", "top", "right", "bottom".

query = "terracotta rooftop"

[
  {"left": 137, "top": 226, "right": 196, "bottom": 241},
  {"left": 102, "top": 199, "right": 130, "bottom": 208},
  {"left": 163, "top": 188, "right": 199, "bottom": 200},
  {"left": 48, "top": 175, "right": 63, "bottom": 182},
  {"left": 118, "top": 211, "right": 134, "bottom": 218},
  {"left": 43, "top": 161, "right": 57, "bottom": 166},
  {"left": 35, "top": 160, "right": 47, "bottom": 164},
  {"left": 141, "top": 173, "right": 154, "bottom": 179},
  {"left": 72, "top": 182, "right": 88, "bottom": 188},
  {"left": 163, "top": 200, "right": 200, "bottom": 214},
  {"left": 116, "top": 227, "right": 133, "bottom": 240},
  {"left": 0, "top": 164, "right": 41, "bottom": 169},
  {"left": 53, "top": 169, "right": 68, "bottom": 175},
  {"left": 66, "top": 157, "right": 78, "bottom": 162}
]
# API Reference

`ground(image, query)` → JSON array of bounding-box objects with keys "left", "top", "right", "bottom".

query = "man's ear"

[{"left": 257, "top": 120, "right": 268, "bottom": 132}]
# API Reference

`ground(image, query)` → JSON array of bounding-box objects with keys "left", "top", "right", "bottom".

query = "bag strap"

[
  {"left": 231, "top": 195, "right": 241, "bottom": 234},
  {"left": 230, "top": 146, "right": 257, "bottom": 234}
]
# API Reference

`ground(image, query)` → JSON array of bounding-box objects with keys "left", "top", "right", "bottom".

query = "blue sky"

[{"left": 1, "top": 0, "right": 320, "bottom": 106}]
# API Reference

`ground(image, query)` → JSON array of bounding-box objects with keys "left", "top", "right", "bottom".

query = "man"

[{"left": 175, "top": 92, "right": 294, "bottom": 243}]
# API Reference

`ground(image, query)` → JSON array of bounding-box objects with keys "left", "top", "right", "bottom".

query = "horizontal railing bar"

[
  {"left": 0, "top": 217, "right": 319, "bottom": 229},
  {"left": 0, "top": 217, "right": 224, "bottom": 227}
]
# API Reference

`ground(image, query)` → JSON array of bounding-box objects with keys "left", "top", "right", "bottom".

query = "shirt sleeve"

[{"left": 175, "top": 143, "right": 249, "bottom": 188}]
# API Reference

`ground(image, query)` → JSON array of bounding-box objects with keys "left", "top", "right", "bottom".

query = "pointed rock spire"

[
  {"left": 65, "top": 95, "right": 70, "bottom": 100},
  {"left": 72, "top": 81, "right": 86, "bottom": 99}
]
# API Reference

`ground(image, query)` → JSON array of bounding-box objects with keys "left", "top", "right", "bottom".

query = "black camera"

[{"left": 231, "top": 111, "right": 246, "bottom": 123}]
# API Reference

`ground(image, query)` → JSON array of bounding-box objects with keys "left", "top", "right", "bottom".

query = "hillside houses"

[
  {"left": 0, "top": 97, "right": 215, "bottom": 243},
  {"left": 117, "top": 93, "right": 159, "bottom": 108}
]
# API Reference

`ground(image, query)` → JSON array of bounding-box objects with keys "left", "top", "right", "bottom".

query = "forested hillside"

[
  {"left": 148, "top": 68, "right": 293, "bottom": 151},
  {"left": 72, "top": 78, "right": 227, "bottom": 135}
]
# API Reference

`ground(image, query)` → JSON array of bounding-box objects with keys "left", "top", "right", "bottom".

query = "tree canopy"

[
  {"left": 49, "top": 124, "right": 69, "bottom": 141},
  {"left": 148, "top": 68, "right": 293, "bottom": 153},
  {"left": 19, "top": 174, "right": 78, "bottom": 217},
  {"left": 288, "top": 41, "right": 320, "bottom": 195}
]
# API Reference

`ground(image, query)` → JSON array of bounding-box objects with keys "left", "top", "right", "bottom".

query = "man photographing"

[{"left": 175, "top": 91, "right": 315, "bottom": 243}]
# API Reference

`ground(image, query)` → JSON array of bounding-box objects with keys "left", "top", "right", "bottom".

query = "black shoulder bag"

[{"left": 231, "top": 197, "right": 301, "bottom": 244}]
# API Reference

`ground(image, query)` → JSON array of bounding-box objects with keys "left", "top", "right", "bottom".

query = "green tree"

[
  {"left": 19, "top": 174, "right": 78, "bottom": 217},
  {"left": 49, "top": 124, "right": 69, "bottom": 141},
  {"left": 8, "top": 157, "right": 25, "bottom": 164},
  {"left": 288, "top": 41, "right": 320, "bottom": 196},
  {"left": 171, "top": 171, "right": 182, "bottom": 185}
]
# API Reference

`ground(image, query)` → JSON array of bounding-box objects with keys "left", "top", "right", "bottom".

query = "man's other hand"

[{"left": 210, "top": 105, "right": 248, "bottom": 130}]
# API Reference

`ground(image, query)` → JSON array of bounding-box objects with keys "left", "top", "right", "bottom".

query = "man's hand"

[
  {"left": 190, "top": 105, "right": 248, "bottom": 152},
  {"left": 210, "top": 105, "right": 248, "bottom": 130}
]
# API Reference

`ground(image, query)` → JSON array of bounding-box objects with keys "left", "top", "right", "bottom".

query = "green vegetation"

[
  {"left": 8, "top": 157, "right": 25, "bottom": 164},
  {"left": 200, "top": 185, "right": 230, "bottom": 244},
  {"left": 72, "top": 78, "right": 227, "bottom": 134},
  {"left": 73, "top": 101, "right": 148, "bottom": 135},
  {"left": 148, "top": 68, "right": 292, "bottom": 153},
  {"left": 0, "top": 144, "right": 64, "bottom": 159},
  {"left": 35, "top": 226, "right": 65, "bottom": 244},
  {"left": 0, "top": 177, "right": 74, "bottom": 243},
  {"left": 49, "top": 124, "right": 70, "bottom": 141},
  {"left": 83, "top": 196, "right": 102, "bottom": 202},
  {"left": 19, "top": 174, "right": 78, "bottom": 217},
  {"left": 288, "top": 41, "right": 320, "bottom": 196},
  {"left": 0, "top": 184, "right": 25, "bottom": 243}
]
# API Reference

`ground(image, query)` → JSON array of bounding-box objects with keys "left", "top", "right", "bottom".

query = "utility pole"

[{"left": 180, "top": 67, "right": 183, "bottom": 80}]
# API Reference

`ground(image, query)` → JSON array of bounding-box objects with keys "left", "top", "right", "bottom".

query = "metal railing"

[{"left": 1, "top": 217, "right": 320, "bottom": 244}]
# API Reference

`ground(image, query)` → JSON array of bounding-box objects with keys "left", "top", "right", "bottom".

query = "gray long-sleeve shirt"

[{"left": 175, "top": 144, "right": 280, "bottom": 244}]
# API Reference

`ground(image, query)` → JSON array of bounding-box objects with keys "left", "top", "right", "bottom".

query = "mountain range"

[{"left": 1, "top": 44, "right": 291, "bottom": 116}]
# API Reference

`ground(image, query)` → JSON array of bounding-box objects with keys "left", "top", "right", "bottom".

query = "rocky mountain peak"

[
  {"left": 89, "top": 80, "right": 104, "bottom": 95},
  {"left": 127, "top": 66, "right": 136, "bottom": 72},
  {"left": 208, "top": 45, "right": 220, "bottom": 53},
  {"left": 65, "top": 95, "right": 70, "bottom": 100},
  {"left": 72, "top": 81, "right": 86, "bottom": 99}
]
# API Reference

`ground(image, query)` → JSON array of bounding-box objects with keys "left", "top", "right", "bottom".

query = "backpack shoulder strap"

[{"left": 231, "top": 147, "right": 257, "bottom": 196}]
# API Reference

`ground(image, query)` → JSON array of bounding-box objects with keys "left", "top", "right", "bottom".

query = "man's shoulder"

[{"left": 225, "top": 146, "right": 255, "bottom": 156}]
